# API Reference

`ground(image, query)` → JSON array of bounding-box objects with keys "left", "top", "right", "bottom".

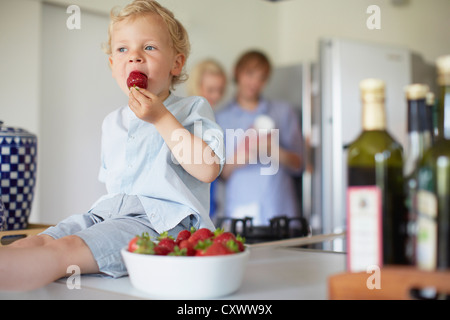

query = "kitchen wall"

[
  {"left": 39, "top": 4, "right": 127, "bottom": 224},
  {"left": 0, "top": 0, "right": 41, "bottom": 134},
  {"left": 0, "top": 0, "right": 42, "bottom": 223},
  {"left": 1, "top": 0, "right": 450, "bottom": 224},
  {"left": 276, "top": 0, "right": 450, "bottom": 66}
]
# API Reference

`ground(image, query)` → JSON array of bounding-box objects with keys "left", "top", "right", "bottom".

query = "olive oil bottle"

[
  {"left": 416, "top": 55, "right": 450, "bottom": 270},
  {"left": 347, "top": 79, "right": 407, "bottom": 272}
]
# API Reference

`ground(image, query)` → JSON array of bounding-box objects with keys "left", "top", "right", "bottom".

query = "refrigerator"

[{"left": 265, "top": 37, "right": 436, "bottom": 250}]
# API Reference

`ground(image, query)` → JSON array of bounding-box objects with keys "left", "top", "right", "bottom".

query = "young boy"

[{"left": 0, "top": 0, "right": 224, "bottom": 291}]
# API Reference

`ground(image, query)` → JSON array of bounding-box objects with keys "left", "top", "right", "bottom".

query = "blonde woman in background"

[
  {"left": 188, "top": 59, "right": 227, "bottom": 108},
  {"left": 188, "top": 59, "right": 228, "bottom": 219}
]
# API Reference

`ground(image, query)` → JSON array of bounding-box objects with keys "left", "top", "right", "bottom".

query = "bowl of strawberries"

[{"left": 121, "top": 227, "right": 250, "bottom": 299}]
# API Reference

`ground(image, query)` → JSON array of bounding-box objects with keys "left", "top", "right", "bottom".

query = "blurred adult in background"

[
  {"left": 187, "top": 59, "right": 228, "bottom": 219},
  {"left": 187, "top": 59, "right": 227, "bottom": 108},
  {"left": 215, "top": 50, "right": 303, "bottom": 226}
]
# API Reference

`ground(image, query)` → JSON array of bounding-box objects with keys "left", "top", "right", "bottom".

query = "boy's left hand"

[{"left": 128, "top": 87, "right": 168, "bottom": 124}]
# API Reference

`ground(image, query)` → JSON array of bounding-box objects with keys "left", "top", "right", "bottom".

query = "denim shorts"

[{"left": 40, "top": 194, "right": 193, "bottom": 278}]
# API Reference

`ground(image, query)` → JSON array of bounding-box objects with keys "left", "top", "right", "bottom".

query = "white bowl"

[{"left": 121, "top": 247, "right": 250, "bottom": 299}]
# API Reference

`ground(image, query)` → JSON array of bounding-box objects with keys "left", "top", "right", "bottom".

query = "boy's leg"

[
  {"left": 0, "top": 235, "right": 98, "bottom": 291},
  {"left": 9, "top": 234, "right": 54, "bottom": 248}
]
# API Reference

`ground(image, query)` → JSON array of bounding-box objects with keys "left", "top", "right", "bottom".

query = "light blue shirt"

[
  {"left": 215, "top": 97, "right": 303, "bottom": 225},
  {"left": 93, "top": 94, "right": 225, "bottom": 233}
]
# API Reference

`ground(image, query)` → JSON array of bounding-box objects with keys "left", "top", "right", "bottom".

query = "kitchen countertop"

[{"left": 0, "top": 233, "right": 346, "bottom": 300}]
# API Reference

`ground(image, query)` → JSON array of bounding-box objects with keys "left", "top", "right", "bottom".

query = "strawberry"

[
  {"left": 188, "top": 228, "right": 213, "bottom": 246},
  {"left": 202, "top": 241, "right": 234, "bottom": 256},
  {"left": 127, "top": 71, "right": 148, "bottom": 89},
  {"left": 214, "top": 229, "right": 245, "bottom": 252},
  {"left": 194, "top": 239, "right": 213, "bottom": 256},
  {"left": 213, "top": 231, "right": 236, "bottom": 245},
  {"left": 175, "top": 226, "right": 195, "bottom": 245},
  {"left": 154, "top": 245, "right": 170, "bottom": 255},
  {"left": 156, "top": 231, "right": 176, "bottom": 253},
  {"left": 176, "top": 230, "right": 191, "bottom": 244},
  {"left": 128, "top": 232, "right": 155, "bottom": 254},
  {"left": 128, "top": 236, "right": 139, "bottom": 253},
  {"left": 178, "top": 239, "right": 196, "bottom": 256},
  {"left": 168, "top": 246, "right": 189, "bottom": 256},
  {"left": 223, "top": 239, "right": 242, "bottom": 253},
  {"left": 235, "top": 235, "right": 246, "bottom": 252},
  {"left": 157, "top": 238, "right": 175, "bottom": 252}
]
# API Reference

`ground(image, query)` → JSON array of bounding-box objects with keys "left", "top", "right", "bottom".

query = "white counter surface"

[{"left": 0, "top": 234, "right": 346, "bottom": 300}]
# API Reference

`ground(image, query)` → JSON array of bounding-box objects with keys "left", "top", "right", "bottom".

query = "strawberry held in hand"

[{"left": 127, "top": 71, "right": 148, "bottom": 89}]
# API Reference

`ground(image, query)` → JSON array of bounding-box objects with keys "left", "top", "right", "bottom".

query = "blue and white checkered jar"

[
  {"left": 0, "top": 121, "right": 37, "bottom": 230},
  {"left": 0, "top": 198, "right": 6, "bottom": 231}
]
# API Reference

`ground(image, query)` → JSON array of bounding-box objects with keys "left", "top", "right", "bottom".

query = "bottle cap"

[
  {"left": 404, "top": 83, "right": 429, "bottom": 100},
  {"left": 360, "top": 79, "right": 386, "bottom": 130},
  {"left": 437, "top": 55, "right": 450, "bottom": 73},
  {"left": 360, "top": 78, "right": 385, "bottom": 102},
  {"left": 426, "top": 91, "right": 435, "bottom": 106},
  {"left": 437, "top": 55, "right": 450, "bottom": 85}
]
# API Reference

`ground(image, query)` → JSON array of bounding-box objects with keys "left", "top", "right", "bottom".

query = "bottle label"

[
  {"left": 347, "top": 186, "right": 383, "bottom": 272},
  {"left": 416, "top": 190, "right": 437, "bottom": 270}
]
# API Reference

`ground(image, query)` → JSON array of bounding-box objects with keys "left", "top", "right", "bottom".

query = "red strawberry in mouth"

[{"left": 127, "top": 71, "right": 148, "bottom": 89}]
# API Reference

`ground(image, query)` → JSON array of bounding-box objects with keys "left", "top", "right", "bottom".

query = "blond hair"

[
  {"left": 187, "top": 59, "right": 227, "bottom": 96},
  {"left": 102, "top": 0, "right": 190, "bottom": 87}
]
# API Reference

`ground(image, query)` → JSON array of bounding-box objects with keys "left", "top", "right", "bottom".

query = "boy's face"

[
  {"left": 109, "top": 13, "right": 185, "bottom": 98},
  {"left": 235, "top": 65, "right": 269, "bottom": 101}
]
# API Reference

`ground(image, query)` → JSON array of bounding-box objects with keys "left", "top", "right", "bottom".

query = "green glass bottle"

[
  {"left": 416, "top": 55, "right": 450, "bottom": 270},
  {"left": 425, "top": 91, "right": 435, "bottom": 147},
  {"left": 404, "top": 84, "right": 430, "bottom": 264},
  {"left": 347, "top": 79, "right": 407, "bottom": 272}
]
